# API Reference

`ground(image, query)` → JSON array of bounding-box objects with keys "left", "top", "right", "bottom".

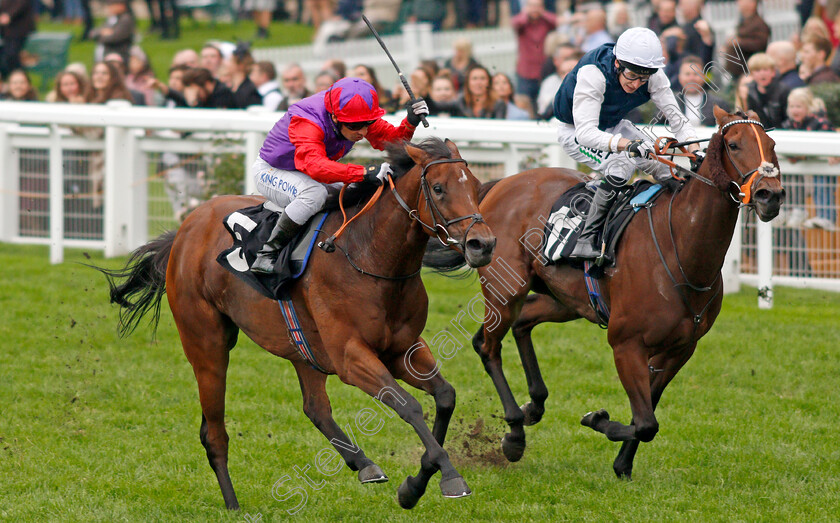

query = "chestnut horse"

[
  {"left": 98, "top": 138, "right": 496, "bottom": 509},
  {"left": 423, "top": 107, "right": 785, "bottom": 478}
]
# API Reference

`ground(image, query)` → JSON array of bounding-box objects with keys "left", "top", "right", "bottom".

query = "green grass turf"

[
  {"left": 32, "top": 18, "right": 314, "bottom": 91},
  {"left": 2, "top": 243, "right": 839, "bottom": 521}
]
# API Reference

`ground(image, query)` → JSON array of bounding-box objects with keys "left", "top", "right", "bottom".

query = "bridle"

[
  {"left": 317, "top": 157, "right": 484, "bottom": 280},
  {"left": 718, "top": 118, "right": 778, "bottom": 207},
  {"left": 388, "top": 158, "right": 485, "bottom": 250},
  {"left": 653, "top": 118, "right": 778, "bottom": 207}
]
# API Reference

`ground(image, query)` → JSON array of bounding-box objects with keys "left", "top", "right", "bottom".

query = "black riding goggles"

[{"left": 341, "top": 120, "right": 377, "bottom": 131}]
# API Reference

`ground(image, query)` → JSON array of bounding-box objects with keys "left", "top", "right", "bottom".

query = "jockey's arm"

[
  {"left": 289, "top": 117, "right": 366, "bottom": 184},
  {"left": 365, "top": 117, "right": 417, "bottom": 150},
  {"left": 648, "top": 70, "right": 700, "bottom": 152},
  {"left": 572, "top": 65, "right": 630, "bottom": 154}
]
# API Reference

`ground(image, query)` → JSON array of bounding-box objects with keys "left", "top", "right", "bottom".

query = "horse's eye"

[
  {"left": 728, "top": 141, "right": 738, "bottom": 151},
  {"left": 433, "top": 184, "right": 444, "bottom": 195}
]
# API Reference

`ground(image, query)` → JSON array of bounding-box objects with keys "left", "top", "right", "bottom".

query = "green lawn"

[
  {"left": 2, "top": 243, "right": 839, "bottom": 521},
  {"left": 32, "top": 18, "right": 314, "bottom": 91}
]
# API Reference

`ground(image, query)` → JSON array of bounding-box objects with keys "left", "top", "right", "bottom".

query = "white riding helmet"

[{"left": 614, "top": 27, "right": 666, "bottom": 75}]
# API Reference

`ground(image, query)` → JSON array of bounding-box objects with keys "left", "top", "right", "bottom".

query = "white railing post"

[
  {"left": 402, "top": 23, "right": 421, "bottom": 73},
  {"left": 415, "top": 23, "right": 434, "bottom": 61},
  {"left": 103, "top": 101, "right": 136, "bottom": 257},
  {"left": 130, "top": 130, "right": 148, "bottom": 249},
  {"left": 0, "top": 123, "right": 17, "bottom": 243},
  {"left": 756, "top": 218, "right": 773, "bottom": 308},
  {"left": 722, "top": 212, "right": 742, "bottom": 294},
  {"left": 504, "top": 143, "right": 519, "bottom": 177},
  {"left": 49, "top": 124, "right": 64, "bottom": 264}
]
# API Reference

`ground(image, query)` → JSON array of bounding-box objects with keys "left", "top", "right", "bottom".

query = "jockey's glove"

[
  {"left": 690, "top": 150, "right": 706, "bottom": 172},
  {"left": 364, "top": 162, "right": 393, "bottom": 186},
  {"left": 406, "top": 98, "right": 430, "bottom": 127},
  {"left": 626, "top": 139, "right": 656, "bottom": 159}
]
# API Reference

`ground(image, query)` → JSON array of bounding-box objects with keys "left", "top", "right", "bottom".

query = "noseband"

[
  {"left": 389, "top": 158, "right": 485, "bottom": 250},
  {"left": 718, "top": 118, "right": 779, "bottom": 206}
]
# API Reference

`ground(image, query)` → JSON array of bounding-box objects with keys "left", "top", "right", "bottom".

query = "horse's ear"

[
  {"left": 713, "top": 105, "right": 732, "bottom": 126},
  {"left": 405, "top": 143, "right": 430, "bottom": 166},
  {"left": 444, "top": 138, "right": 462, "bottom": 159},
  {"left": 745, "top": 110, "right": 762, "bottom": 123}
]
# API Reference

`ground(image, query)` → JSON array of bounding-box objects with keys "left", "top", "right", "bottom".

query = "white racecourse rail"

[{"left": 1, "top": 101, "right": 839, "bottom": 308}]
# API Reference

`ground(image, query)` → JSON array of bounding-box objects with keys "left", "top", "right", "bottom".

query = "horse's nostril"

[
  {"left": 466, "top": 239, "right": 483, "bottom": 252},
  {"left": 754, "top": 188, "right": 772, "bottom": 202}
]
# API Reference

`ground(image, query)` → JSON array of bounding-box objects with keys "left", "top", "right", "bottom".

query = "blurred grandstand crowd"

[{"left": 2, "top": 0, "right": 840, "bottom": 128}]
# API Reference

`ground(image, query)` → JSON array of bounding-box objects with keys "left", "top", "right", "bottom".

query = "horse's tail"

[
  {"left": 423, "top": 179, "right": 501, "bottom": 273},
  {"left": 93, "top": 230, "right": 176, "bottom": 337}
]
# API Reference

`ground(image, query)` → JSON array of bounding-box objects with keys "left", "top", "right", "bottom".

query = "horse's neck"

[
  {"left": 668, "top": 173, "right": 740, "bottom": 281},
  {"left": 354, "top": 170, "right": 427, "bottom": 274}
]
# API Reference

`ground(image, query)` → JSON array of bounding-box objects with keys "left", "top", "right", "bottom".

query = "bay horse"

[
  {"left": 423, "top": 107, "right": 784, "bottom": 479},
  {"left": 97, "top": 138, "right": 496, "bottom": 510}
]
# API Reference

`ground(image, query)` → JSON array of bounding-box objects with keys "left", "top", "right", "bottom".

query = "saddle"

[
  {"left": 217, "top": 204, "right": 328, "bottom": 299},
  {"left": 542, "top": 180, "right": 665, "bottom": 274}
]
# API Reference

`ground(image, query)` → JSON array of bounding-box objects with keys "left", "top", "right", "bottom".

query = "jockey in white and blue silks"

[
  {"left": 249, "top": 77, "right": 429, "bottom": 273},
  {"left": 554, "top": 27, "right": 701, "bottom": 260}
]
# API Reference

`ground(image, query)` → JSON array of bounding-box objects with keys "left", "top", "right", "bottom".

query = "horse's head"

[
  {"left": 704, "top": 106, "right": 785, "bottom": 221},
  {"left": 400, "top": 138, "right": 496, "bottom": 267}
]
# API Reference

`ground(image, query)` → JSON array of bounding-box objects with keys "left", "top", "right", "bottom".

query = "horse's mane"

[{"left": 385, "top": 137, "right": 453, "bottom": 178}]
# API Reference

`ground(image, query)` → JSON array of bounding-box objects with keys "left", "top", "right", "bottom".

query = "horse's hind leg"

[
  {"left": 293, "top": 363, "right": 387, "bottom": 484},
  {"left": 173, "top": 300, "right": 240, "bottom": 509},
  {"left": 612, "top": 344, "right": 697, "bottom": 479},
  {"left": 512, "top": 294, "right": 580, "bottom": 426},
  {"left": 389, "top": 338, "right": 458, "bottom": 509}
]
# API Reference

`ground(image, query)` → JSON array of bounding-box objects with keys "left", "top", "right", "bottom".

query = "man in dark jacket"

[
  {"left": 668, "top": 55, "right": 732, "bottom": 127},
  {"left": 679, "top": 0, "right": 715, "bottom": 65},
  {"left": 0, "top": 0, "right": 36, "bottom": 78},
  {"left": 89, "top": 0, "right": 136, "bottom": 65},
  {"left": 179, "top": 67, "right": 237, "bottom": 109},
  {"left": 746, "top": 53, "right": 790, "bottom": 130},
  {"left": 721, "top": 0, "right": 770, "bottom": 79},
  {"left": 800, "top": 36, "right": 840, "bottom": 86}
]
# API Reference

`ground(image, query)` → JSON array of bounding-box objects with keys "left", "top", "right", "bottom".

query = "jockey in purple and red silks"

[{"left": 250, "top": 77, "right": 429, "bottom": 273}]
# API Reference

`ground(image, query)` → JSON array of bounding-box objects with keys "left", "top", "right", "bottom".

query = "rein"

[
  {"left": 317, "top": 157, "right": 483, "bottom": 280},
  {"left": 642, "top": 118, "right": 772, "bottom": 341},
  {"left": 651, "top": 118, "right": 776, "bottom": 207}
]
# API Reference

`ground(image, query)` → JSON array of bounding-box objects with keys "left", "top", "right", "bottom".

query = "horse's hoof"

[
  {"left": 614, "top": 468, "right": 633, "bottom": 481},
  {"left": 581, "top": 409, "right": 610, "bottom": 429},
  {"left": 440, "top": 475, "right": 472, "bottom": 498},
  {"left": 397, "top": 475, "right": 426, "bottom": 510},
  {"left": 358, "top": 463, "right": 388, "bottom": 484},
  {"left": 520, "top": 402, "right": 544, "bottom": 426},
  {"left": 501, "top": 432, "right": 526, "bottom": 462}
]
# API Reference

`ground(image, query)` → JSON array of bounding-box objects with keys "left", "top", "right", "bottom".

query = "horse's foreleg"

[
  {"left": 336, "top": 340, "right": 468, "bottom": 509},
  {"left": 581, "top": 339, "right": 654, "bottom": 443},
  {"left": 293, "top": 363, "right": 387, "bottom": 484},
  {"left": 612, "top": 344, "right": 697, "bottom": 479},
  {"left": 390, "top": 338, "right": 457, "bottom": 509},
  {"left": 512, "top": 294, "right": 580, "bottom": 426}
]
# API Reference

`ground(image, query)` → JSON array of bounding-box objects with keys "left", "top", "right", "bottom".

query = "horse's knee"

[
  {"left": 433, "top": 380, "right": 456, "bottom": 414},
  {"left": 634, "top": 420, "right": 659, "bottom": 443},
  {"left": 471, "top": 328, "right": 485, "bottom": 357}
]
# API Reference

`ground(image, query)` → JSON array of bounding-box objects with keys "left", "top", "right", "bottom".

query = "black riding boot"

[
  {"left": 251, "top": 212, "right": 302, "bottom": 274},
  {"left": 568, "top": 181, "right": 620, "bottom": 260}
]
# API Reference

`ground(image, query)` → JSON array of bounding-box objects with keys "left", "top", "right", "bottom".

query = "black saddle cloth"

[
  {"left": 542, "top": 180, "right": 665, "bottom": 274},
  {"left": 216, "top": 203, "right": 328, "bottom": 299}
]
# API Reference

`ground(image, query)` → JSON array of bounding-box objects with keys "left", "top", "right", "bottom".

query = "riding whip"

[{"left": 361, "top": 14, "right": 430, "bottom": 128}]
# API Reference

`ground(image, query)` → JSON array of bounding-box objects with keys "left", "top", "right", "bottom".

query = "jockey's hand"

[
  {"left": 406, "top": 98, "right": 430, "bottom": 127},
  {"left": 659, "top": 176, "right": 684, "bottom": 193},
  {"left": 690, "top": 150, "right": 706, "bottom": 171},
  {"left": 363, "top": 162, "right": 393, "bottom": 186},
  {"left": 626, "top": 139, "right": 656, "bottom": 159}
]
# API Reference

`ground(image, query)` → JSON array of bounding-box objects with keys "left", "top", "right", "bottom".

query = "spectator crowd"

[{"left": 1, "top": 0, "right": 839, "bottom": 230}]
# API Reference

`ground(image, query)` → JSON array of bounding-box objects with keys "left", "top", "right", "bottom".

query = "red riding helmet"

[{"left": 325, "top": 77, "right": 386, "bottom": 123}]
